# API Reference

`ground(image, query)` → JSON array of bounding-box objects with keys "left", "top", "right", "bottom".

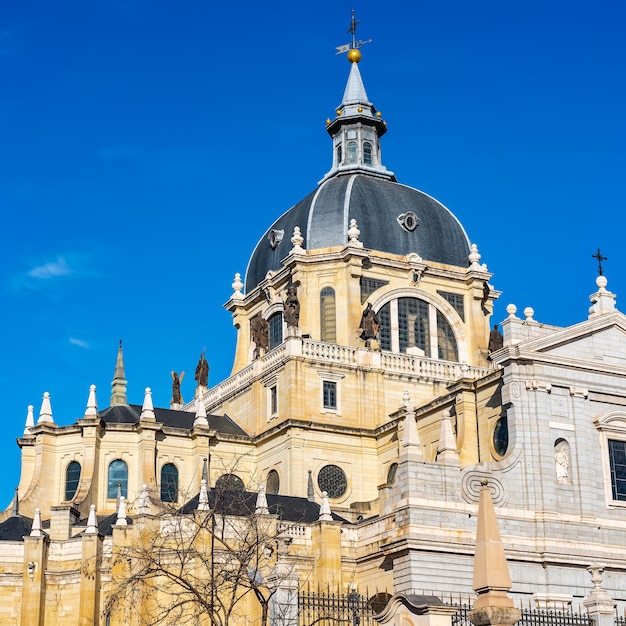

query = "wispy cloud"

[
  {"left": 28, "top": 257, "right": 74, "bottom": 280},
  {"left": 69, "top": 337, "right": 90, "bottom": 349}
]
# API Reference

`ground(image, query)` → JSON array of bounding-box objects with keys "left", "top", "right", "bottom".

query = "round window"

[
  {"left": 493, "top": 416, "right": 509, "bottom": 457},
  {"left": 317, "top": 464, "right": 347, "bottom": 498}
]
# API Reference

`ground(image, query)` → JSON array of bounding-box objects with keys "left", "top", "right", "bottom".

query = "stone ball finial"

[
  {"left": 523, "top": 307, "right": 535, "bottom": 321},
  {"left": 506, "top": 304, "right": 518, "bottom": 318},
  {"left": 596, "top": 275, "right": 608, "bottom": 291}
]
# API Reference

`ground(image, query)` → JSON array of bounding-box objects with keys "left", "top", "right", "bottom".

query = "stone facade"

[{"left": 1, "top": 45, "right": 625, "bottom": 626}]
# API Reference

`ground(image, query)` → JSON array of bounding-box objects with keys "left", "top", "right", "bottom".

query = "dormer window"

[
  {"left": 363, "top": 141, "right": 372, "bottom": 165},
  {"left": 347, "top": 141, "right": 357, "bottom": 164}
]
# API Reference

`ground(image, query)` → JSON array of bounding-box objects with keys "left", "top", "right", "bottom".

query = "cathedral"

[{"left": 1, "top": 27, "right": 625, "bottom": 626}]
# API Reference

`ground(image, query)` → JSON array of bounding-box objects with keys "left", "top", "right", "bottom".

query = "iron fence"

[
  {"left": 298, "top": 590, "right": 378, "bottom": 626},
  {"left": 452, "top": 604, "right": 594, "bottom": 626}
]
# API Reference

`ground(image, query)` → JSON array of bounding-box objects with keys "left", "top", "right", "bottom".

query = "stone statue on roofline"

[
  {"left": 250, "top": 315, "right": 269, "bottom": 359},
  {"left": 487, "top": 324, "right": 504, "bottom": 358},
  {"left": 283, "top": 283, "right": 300, "bottom": 328},
  {"left": 194, "top": 353, "right": 209, "bottom": 388},
  {"left": 359, "top": 302, "right": 380, "bottom": 349},
  {"left": 171, "top": 371, "right": 184, "bottom": 405}
]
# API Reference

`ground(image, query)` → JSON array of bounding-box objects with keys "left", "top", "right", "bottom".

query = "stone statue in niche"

[
  {"left": 194, "top": 353, "right": 209, "bottom": 388},
  {"left": 171, "top": 371, "right": 184, "bottom": 404},
  {"left": 283, "top": 283, "right": 300, "bottom": 328},
  {"left": 554, "top": 439, "right": 570, "bottom": 483},
  {"left": 488, "top": 324, "right": 504, "bottom": 358},
  {"left": 250, "top": 315, "right": 269, "bottom": 358},
  {"left": 359, "top": 302, "right": 380, "bottom": 348}
]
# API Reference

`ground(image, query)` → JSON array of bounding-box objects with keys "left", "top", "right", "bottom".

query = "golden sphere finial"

[{"left": 347, "top": 48, "right": 361, "bottom": 64}]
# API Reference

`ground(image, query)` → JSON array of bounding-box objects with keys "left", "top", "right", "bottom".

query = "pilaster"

[{"left": 21, "top": 535, "right": 49, "bottom": 626}]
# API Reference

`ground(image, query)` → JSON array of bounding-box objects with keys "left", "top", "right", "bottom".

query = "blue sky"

[{"left": 1, "top": 0, "right": 625, "bottom": 511}]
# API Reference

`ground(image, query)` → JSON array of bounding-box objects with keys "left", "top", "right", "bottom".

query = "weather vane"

[
  {"left": 335, "top": 10, "right": 372, "bottom": 55},
  {"left": 591, "top": 248, "right": 608, "bottom": 276}
]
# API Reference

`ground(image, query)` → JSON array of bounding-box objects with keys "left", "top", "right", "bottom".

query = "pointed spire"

[
  {"left": 198, "top": 479, "right": 210, "bottom": 511},
  {"left": 140, "top": 387, "right": 156, "bottom": 421},
  {"left": 30, "top": 508, "right": 43, "bottom": 537},
  {"left": 37, "top": 392, "right": 54, "bottom": 425},
  {"left": 307, "top": 470, "right": 315, "bottom": 502},
  {"left": 194, "top": 397, "right": 209, "bottom": 427},
  {"left": 85, "top": 504, "right": 98, "bottom": 534},
  {"left": 24, "top": 404, "right": 35, "bottom": 436},
  {"left": 437, "top": 410, "right": 459, "bottom": 463},
  {"left": 318, "top": 491, "right": 333, "bottom": 521},
  {"left": 84, "top": 384, "right": 98, "bottom": 418},
  {"left": 116, "top": 496, "right": 128, "bottom": 526},
  {"left": 341, "top": 60, "right": 369, "bottom": 106},
  {"left": 471, "top": 481, "right": 515, "bottom": 611},
  {"left": 11, "top": 488, "right": 19, "bottom": 517},
  {"left": 255, "top": 484, "right": 269, "bottom": 515},
  {"left": 138, "top": 484, "right": 150, "bottom": 515},
  {"left": 110, "top": 340, "right": 128, "bottom": 406}
]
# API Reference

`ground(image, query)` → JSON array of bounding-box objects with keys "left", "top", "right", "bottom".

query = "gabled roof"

[{"left": 98, "top": 404, "right": 248, "bottom": 436}]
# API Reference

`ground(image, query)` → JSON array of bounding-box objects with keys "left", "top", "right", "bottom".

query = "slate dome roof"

[{"left": 245, "top": 173, "right": 471, "bottom": 291}]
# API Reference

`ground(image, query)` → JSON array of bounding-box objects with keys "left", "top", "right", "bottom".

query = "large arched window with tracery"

[{"left": 377, "top": 297, "right": 458, "bottom": 361}]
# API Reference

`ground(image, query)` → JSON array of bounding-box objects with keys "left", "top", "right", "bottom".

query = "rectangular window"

[
  {"left": 270, "top": 385, "right": 278, "bottom": 415},
  {"left": 323, "top": 381, "right": 337, "bottom": 410},
  {"left": 609, "top": 439, "right": 626, "bottom": 500}
]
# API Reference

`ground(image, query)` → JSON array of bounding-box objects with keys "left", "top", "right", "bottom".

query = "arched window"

[
  {"left": 386, "top": 462, "right": 398, "bottom": 485},
  {"left": 160, "top": 463, "right": 179, "bottom": 502},
  {"left": 215, "top": 473, "right": 245, "bottom": 492},
  {"left": 377, "top": 297, "right": 459, "bottom": 361},
  {"left": 107, "top": 459, "right": 128, "bottom": 499},
  {"left": 268, "top": 312, "right": 283, "bottom": 350},
  {"left": 336, "top": 145, "right": 342, "bottom": 165},
  {"left": 65, "top": 461, "right": 81, "bottom": 501},
  {"left": 363, "top": 141, "right": 372, "bottom": 165},
  {"left": 347, "top": 141, "right": 357, "bottom": 164},
  {"left": 320, "top": 287, "right": 337, "bottom": 343},
  {"left": 266, "top": 469, "right": 280, "bottom": 495}
]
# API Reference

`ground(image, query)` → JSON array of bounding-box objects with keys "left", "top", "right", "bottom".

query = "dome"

[{"left": 245, "top": 173, "right": 471, "bottom": 291}]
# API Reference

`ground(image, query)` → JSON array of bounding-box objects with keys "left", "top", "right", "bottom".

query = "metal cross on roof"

[
  {"left": 591, "top": 248, "right": 608, "bottom": 276},
  {"left": 335, "top": 10, "right": 372, "bottom": 54}
]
